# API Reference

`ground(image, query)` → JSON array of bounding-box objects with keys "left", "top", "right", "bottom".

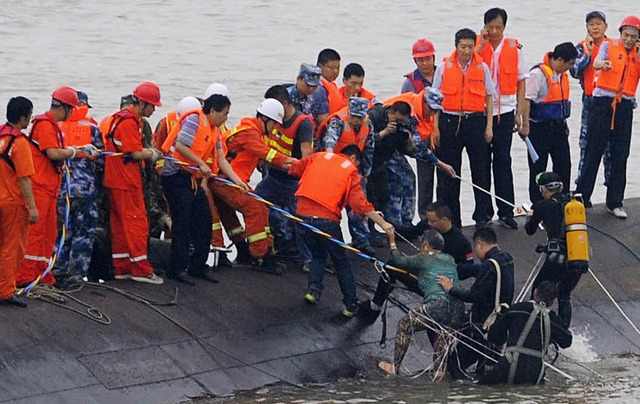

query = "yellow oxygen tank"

[{"left": 564, "top": 195, "right": 589, "bottom": 272}]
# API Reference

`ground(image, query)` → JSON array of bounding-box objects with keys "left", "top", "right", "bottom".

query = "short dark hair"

[
  {"left": 388, "top": 101, "right": 412, "bottom": 117},
  {"left": 426, "top": 201, "right": 452, "bottom": 221},
  {"left": 484, "top": 7, "right": 508, "bottom": 26},
  {"left": 535, "top": 281, "right": 558, "bottom": 306},
  {"left": 455, "top": 28, "right": 477, "bottom": 46},
  {"left": 317, "top": 48, "right": 341, "bottom": 66},
  {"left": 473, "top": 227, "right": 498, "bottom": 244},
  {"left": 343, "top": 63, "right": 365, "bottom": 80},
  {"left": 203, "top": 94, "right": 231, "bottom": 114},
  {"left": 421, "top": 229, "right": 445, "bottom": 251},
  {"left": 339, "top": 144, "right": 363, "bottom": 163},
  {"left": 6, "top": 96, "right": 33, "bottom": 124},
  {"left": 551, "top": 42, "right": 578, "bottom": 62},
  {"left": 264, "top": 85, "right": 291, "bottom": 106}
]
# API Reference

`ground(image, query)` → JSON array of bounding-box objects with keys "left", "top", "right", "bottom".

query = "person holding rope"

[
  {"left": 378, "top": 229, "right": 465, "bottom": 377},
  {"left": 437, "top": 226, "right": 514, "bottom": 379},
  {"left": 289, "top": 144, "right": 394, "bottom": 318},
  {"left": 479, "top": 281, "right": 572, "bottom": 385}
]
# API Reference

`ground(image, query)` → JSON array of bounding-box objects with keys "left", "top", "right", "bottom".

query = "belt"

[{"left": 444, "top": 112, "right": 484, "bottom": 119}]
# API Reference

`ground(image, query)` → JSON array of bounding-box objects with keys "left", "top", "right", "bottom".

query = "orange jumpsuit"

[
  {"left": 0, "top": 126, "right": 35, "bottom": 297},
  {"left": 18, "top": 112, "right": 63, "bottom": 286},
  {"left": 103, "top": 107, "right": 154, "bottom": 278},
  {"left": 209, "top": 117, "right": 289, "bottom": 258}
]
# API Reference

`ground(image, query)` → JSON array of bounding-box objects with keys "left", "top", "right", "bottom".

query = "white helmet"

[
  {"left": 203, "top": 83, "right": 230, "bottom": 99},
  {"left": 257, "top": 98, "right": 284, "bottom": 124},
  {"left": 176, "top": 96, "right": 202, "bottom": 118}
]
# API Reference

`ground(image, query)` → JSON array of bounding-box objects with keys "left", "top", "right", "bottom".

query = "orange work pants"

[
  {"left": 108, "top": 187, "right": 154, "bottom": 277},
  {"left": 17, "top": 187, "right": 56, "bottom": 286},
  {"left": 0, "top": 205, "right": 29, "bottom": 299},
  {"left": 209, "top": 181, "right": 270, "bottom": 258}
]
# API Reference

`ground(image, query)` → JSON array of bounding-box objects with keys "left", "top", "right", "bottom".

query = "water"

[{"left": 2, "top": 1, "right": 639, "bottom": 400}]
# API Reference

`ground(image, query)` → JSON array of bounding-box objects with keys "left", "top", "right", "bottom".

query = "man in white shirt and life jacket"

[
  {"left": 319, "top": 97, "right": 376, "bottom": 255},
  {"left": 288, "top": 144, "right": 395, "bottom": 318},
  {"left": 576, "top": 15, "right": 640, "bottom": 220},
  {"left": 209, "top": 98, "right": 296, "bottom": 275},
  {"left": 254, "top": 85, "right": 314, "bottom": 269},
  {"left": 311, "top": 48, "right": 342, "bottom": 125},
  {"left": 432, "top": 28, "right": 497, "bottom": 229},
  {"left": 476, "top": 7, "right": 529, "bottom": 230},
  {"left": 570, "top": 11, "right": 611, "bottom": 197},
  {"left": 520, "top": 42, "right": 578, "bottom": 204},
  {"left": 160, "top": 92, "right": 246, "bottom": 285}
]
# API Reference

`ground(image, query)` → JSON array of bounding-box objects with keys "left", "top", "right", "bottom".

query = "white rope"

[
  {"left": 588, "top": 267, "right": 640, "bottom": 339},
  {"left": 515, "top": 254, "right": 546, "bottom": 303}
]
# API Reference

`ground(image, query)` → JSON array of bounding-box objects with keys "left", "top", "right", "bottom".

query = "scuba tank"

[{"left": 564, "top": 193, "right": 589, "bottom": 272}]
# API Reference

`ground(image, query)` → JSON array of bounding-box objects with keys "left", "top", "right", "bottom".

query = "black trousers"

[
  {"left": 161, "top": 172, "right": 213, "bottom": 276},
  {"left": 531, "top": 259, "right": 583, "bottom": 326},
  {"left": 527, "top": 120, "right": 571, "bottom": 204},
  {"left": 416, "top": 158, "right": 435, "bottom": 220},
  {"left": 487, "top": 112, "right": 516, "bottom": 218},
  {"left": 576, "top": 97, "right": 634, "bottom": 210},
  {"left": 436, "top": 113, "right": 491, "bottom": 228}
]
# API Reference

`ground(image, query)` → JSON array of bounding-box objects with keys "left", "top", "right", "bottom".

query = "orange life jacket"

[
  {"left": 323, "top": 79, "right": 344, "bottom": 115},
  {"left": 382, "top": 90, "right": 435, "bottom": 143},
  {"left": 440, "top": 51, "right": 487, "bottom": 112},
  {"left": 594, "top": 39, "right": 640, "bottom": 97},
  {"left": 316, "top": 108, "right": 371, "bottom": 153},
  {"left": 204, "top": 124, "right": 228, "bottom": 174},
  {"left": 224, "top": 117, "right": 269, "bottom": 183},
  {"left": 59, "top": 106, "right": 93, "bottom": 147},
  {"left": 295, "top": 152, "right": 358, "bottom": 217},
  {"left": 267, "top": 113, "right": 314, "bottom": 157},
  {"left": 579, "top": 39, "right": 604, "bottom": 96},
  {"left": 162, "top": 109, "right": 216, "bottom": 177},
  {"left": 29, "top": 112, "right": 64, "bottom": 172},
  {"left": 0, "top": 124, "right": 24, "bottom": 171},
  {"left": 477, "top": 36, "right": 520, "bottom": 95},
  {"left": 333, "top": 86, "right": 376, "bottom": 113},
  {"left": 530, "top": 52, "right": 571, "bottom": 121}
]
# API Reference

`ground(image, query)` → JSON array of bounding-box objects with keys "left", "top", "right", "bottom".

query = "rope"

[
  {"left": 26, "top": 283, "right": 111, "bottom": 325},
  {"left": 514, "top": 253, "right": 545, "bottom": 303}
]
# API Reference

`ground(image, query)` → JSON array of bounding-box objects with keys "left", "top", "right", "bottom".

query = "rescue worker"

[
  {"left": 526, "top": 172, "right": 583, "bottom": 326},
  {"left": 288, "top": 144, "right": 394, "bottom": 317},
  {"left": 335, "top": 63, "right": 378, "bottom": 112},
  {"left": 476, "top": 8, "right": 528, "bottom": 229},
  {"left": 576, "top": 16, "right": 640, "bottom": 219},
  {"left": 208, "top": 99, "right": 295, "bottom": 275},
  {"left": 103, "top": 82, "right": 164, "bottom": 284},
  {"left": 480, "top": 281, "right": 573, "bottom": 385},
  {"left": 18, "top": 86, "right": 83, "bottom": 287},
  {"left": 255, "top": 85, "right": 313, "bottom": 268},
  {"left": 402, "top": 38, "right": 437, "bottom": 93},
  {"left": 377, "top": 230, "right": 466, "bottom": 377},
  {"left": 311, "top": 48, "right": 342, "bottom": 125},
  {"left": 320, "top": 97, "right": 376, "bottom": 255},
  {"left": 161, "top": 92, "right": 244, "bottom": 285},
  {"left": 54, "top": 91, "right": 104, "bottom": 284},
  {"left": 287, "top": 63, "right": 322, "bottom": 115},
  {"left": 571, "top": 11, "right": 610, "bottom": 194},
  {"left": 520, "top": 42, "right": 578, "bottom": 203},
  {"left": 401, "top": 39, "right": 438, "bottom": 218},
  {"left": 437, "top": 227, "right": 514, "bottom": 379},
  {"left": 0, "top": 96, "right": 37, "bottom": 307},
  {"left": 153, "top": 94, "right": 203, "bottom": 157},
  {"left": 432, "top": 28, "right": 496, "bottom": 228}
]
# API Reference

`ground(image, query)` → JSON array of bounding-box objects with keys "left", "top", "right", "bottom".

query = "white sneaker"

[
  {"left": 608, "top": 207, "right": 628, "bottom": 219},
  {"left": 131, "top": 273, "right": 164, "bottom": 285},
  {"left": 114, "top": 274, "right": 131, "bottom": 280}
]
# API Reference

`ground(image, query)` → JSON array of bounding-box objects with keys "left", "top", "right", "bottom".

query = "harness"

[
  {"left": 106, "top": 111, "right": 138, "bottom": 164},
  {"left": 0, "top": 135, "right": 17, "bottom": 171},
  {"left": 543, "top": 195, "right": 569, "bottom": 266},
  {"left": 503, "top": 302, "right": 551, "bottom": 384},
  {"left": 29, "top": 115, "right": 64, "bottom": 172},
  {"left": 483, "top": 258, "right": 510, "bottom": 330}
]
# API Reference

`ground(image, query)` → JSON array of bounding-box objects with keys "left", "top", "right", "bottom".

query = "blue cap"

[
  {"left": 585, "top": 11, "right": 606, "bottom": 23},
  {"left": 424, "top": 87, "right": 444, "bottom": 111},
  {"left": 77, "top": 91, "right": 92, "bottom": 108},
  {"left": 299, "top": 63, "right": 322, "bottom": 86},
  {"left": 348, "top": 97, "right": 369, "bottom": 118}
]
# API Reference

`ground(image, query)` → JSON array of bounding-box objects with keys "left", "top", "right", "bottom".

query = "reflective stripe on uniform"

[
  {"left": 566, "top": 224, "right": 588, "bottom": 232},
  {"left": 267, "top": 139, "right": 292, "bottom": 156},
  {"left": 247, "top": 230, "right": 268, "bottom": 243},
  {"left": 24, "top": 254, "right": 51, "bottom": 263},
  {"left": 212, "top": 222, "right": 222, "bottom": 231},
  {"left": 227, "top": 226, "right": 245, "bottom": 237},
  {"left": 112, "top": 253, "right": 130, "bottom": 259},
  {"left": 265, "top": 149, "right": 277, "bottom": 163},
  {"left": 113, "top": 139, "right": 123, "bottom": 146},
  {"left": 130, "top": 254, "right": 148, "bottom": 263}
]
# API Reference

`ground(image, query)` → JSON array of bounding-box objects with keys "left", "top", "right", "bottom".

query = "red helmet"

[
  {"left": 412, "top": 38, "right": 436, "bottom": 58},
  {"left": 619, "top": 15, "right": 640, "bottom": 32},
  {"left": 133, "top": 81, "right": 162, "bottom": 107},
  {"left": 51, "top": 86, "right": 79, "bottom": 107}
]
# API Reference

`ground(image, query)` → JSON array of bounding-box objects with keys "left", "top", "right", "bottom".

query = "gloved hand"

[
  {"left": 65, "top": 146, "right": 78, "bottom": 159},
  {"left": 147, "top": 148, "right": 162, "bottom": 162},
  {"left": 82, "top": 144, "right": 101, "bottom": 158}
]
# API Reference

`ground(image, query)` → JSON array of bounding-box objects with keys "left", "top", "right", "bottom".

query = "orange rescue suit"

[{"left": 440, "top": 51, "right": 487, "bottom": 112}]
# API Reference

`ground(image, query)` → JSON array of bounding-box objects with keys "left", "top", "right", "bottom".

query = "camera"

[{"left": 394, "top": 119, "right": 414, "bottom": 138}]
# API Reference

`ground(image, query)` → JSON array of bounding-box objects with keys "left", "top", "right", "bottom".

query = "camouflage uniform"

[
  {"left": 54, "top": 123, "right": 104, "bottom": 278},
  {"left": 287, "top": 63, "right": 322, "bottom": 115},
  {"left": 385, "top": 153, "right": 416, "bottom": 226},
  {"left": 140, "top": 118, "right": 169, "bottom": 238}
]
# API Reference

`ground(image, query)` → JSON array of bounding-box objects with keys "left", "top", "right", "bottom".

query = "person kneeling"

[
  {"left": 479, "top": 281, "right": 572, "bottom": 385},
  {"left": 378, "top": 229, "right": 466, "bottom": 377}
]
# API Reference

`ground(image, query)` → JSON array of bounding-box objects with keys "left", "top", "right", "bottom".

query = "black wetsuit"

[
  {"left": 525, "top": 192, "right": 583, "bottom": 326},
  {"left": 480, "top": 301, "right": 572, "bottom": 385}
]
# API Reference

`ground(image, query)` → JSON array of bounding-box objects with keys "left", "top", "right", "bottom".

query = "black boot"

[
  {"left": 558, "top": 298, "right": 572, "bottom": 327},
  {"left": 234, "top": 241, "right": 253, "bottom": 265},
  {"left": 190, "top": 266, "right": 219, "bottom": 283},
  {"left": 0, "top": 294, "right": 27, "bottom": 308},
  {"left": 216, "top": 252, "right": 233, "bottom": 268},
  {"left": 253, "top": 255, "right": 286, "bottom": 275}
]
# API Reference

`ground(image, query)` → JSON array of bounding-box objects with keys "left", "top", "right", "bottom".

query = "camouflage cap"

[
  {"left": 348, "top": 97, "right": 369, "bottom": 118},
  {"left": 299, "top": 63, "right": 322, "bottom": 86},
  {"left": 424, "top": 87, "right": 444, "bottom": 111}
]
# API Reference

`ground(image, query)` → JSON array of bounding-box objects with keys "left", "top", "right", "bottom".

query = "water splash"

[{"left": 562, "top": 325, "right": 599, "bottom": 363}]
